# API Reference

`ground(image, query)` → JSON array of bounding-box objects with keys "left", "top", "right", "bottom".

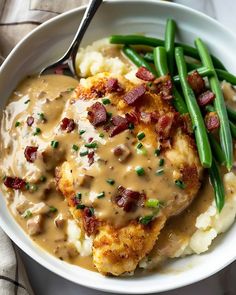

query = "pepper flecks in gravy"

[{"left": 0, "top": 73, "right": 212, "bottom": 273}]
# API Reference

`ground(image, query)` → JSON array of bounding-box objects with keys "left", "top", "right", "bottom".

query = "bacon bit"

[
  {"left": 87, "top": 151, "right": 95, "bottom": 166},
  {"left": 140, "top": 111, "right": 158, "bottom": 124},
  {"left": 60, "top": 118, "right": 75, "bottom": 133},
  {"left": 110, "top": 115, "right": 129, "bottom": 137},
  {"left": 123, "top": 84, "right": 146, "bottom": 106},
  {"left": 115, "top": 186, "right": 144, "bottom": 212},
  {"left": 205, "top": 112, "right": 220, "bottom": 131},
  {"left": 82, "top": 207, "right": 98, "bottom": 236},
  {"left": 187, "top": 71, "right": 205, "bottom": 95},
  {"left": 197, "top": 90, "right": 215, "bottom": 106},
  {"left": 106, "top": 78, "right": 123, "bottom": 93},
  {"left": 136, "top": 66, "right": 155, "bottom": 81},
  {"left": 125, "top": 111, "right": 139, "bottom": 124},
  {"left": 87, "top": 102, "right": 107, "bottom": 126},
  {"left": 26, "top": 116, "right": 34, "bottom": 127},
  {"left": 88, "top": 137, "right": 93, "bottom": 143},
  {"left": 4, "top": 177, "right": 26, "bottom": 190},
  {"left": 156, "top": 113, "right": 176, "bottom": 139},
  {"left": 155, "top": 75, "right": 173, "bottom": 100},
  {"left": 24, "top": 146, "right": 38, "bottom": 163}
]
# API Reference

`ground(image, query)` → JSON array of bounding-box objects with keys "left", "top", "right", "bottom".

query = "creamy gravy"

[{"left": 0, "top": 72, "right": 233, "bottom": 272}]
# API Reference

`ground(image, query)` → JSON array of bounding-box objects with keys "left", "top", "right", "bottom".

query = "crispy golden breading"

[{"left": 56, "top": 73, "right": 203, "bottom": 276}]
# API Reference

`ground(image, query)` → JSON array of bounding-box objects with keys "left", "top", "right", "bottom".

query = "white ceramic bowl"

[{"left": 0, "top": 1, "right": 236, "bottom": 293}]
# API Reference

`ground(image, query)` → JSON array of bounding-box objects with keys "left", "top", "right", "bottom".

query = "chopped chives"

[
  {"left": 49, "top": 206, "right": 58, "bottom": 213},
  {"left": 24, "top": 210, "right": 32, "bottom": 219},
  {"left": 76, "top": 192, "right": 82, "bottom": 200},
  {"left": 135, "top": 166, "right": 145, "bottom": 176},
  {"left": 155, "top": 148, "right": 161, "bottom": 156},
  {"left": 33, "top": 127, "right": 41, "bottom": 136},
  {"left": 76, "top": 204, "right": 85, "bottom": 209},
  {"left": 145, "top": 199, "right": 160, "bottom": 208},
  {"left": 51, "top": 140, "right": 59, "bottom": 149},
  {"left": 89, "top": 207, "right": 95, "bottom": 215},
  {"left": 85, "top": 142, "right": 98, "bottom": 149},
  {"left": 38, "top": 113, "right": 45, "bottom": 120},
  {"left": 79, "top": 130, "right": 86, "bottom": 135},
  {"left": 159, "top": 158, "right": 165, "bottom": 166},
  {"left": 128, "top": 123, "right": 134, "bottom": 130},
  {"left": 155, "top": 168, "right": 164, "bottom": 176},
  {"left": 99, "top": 133, "right": 104, "bottom": 138},
  {"left": 106, "top": 179, "right": 115, "bottom": 185},
  {"left": 80, "top": 150, "right": 88, "bottom": 157},
  {"left": 139, "top": 215, "right": 153, "bottom": 225},
  {"left": 97, "top": 192, "right": 105, "bottom": 199},
  {"left": 25, "top": 182, "right": 30, "bottom": 190},
  {"left": 15, "top": 121, "right": 20, "bottom": 127},
  {"left": 175, "top": 179, "right": 186, "bottom": 189},
  {"left": 24, "top": 99, "right": 30, "bottom": 104},
  {"left": 102, "top": 98, "right": 111, "bottom": 105},
  {"left": 137, "top": 132, "right": 145, "bottom": 140},
  {"left": 136, "top": 143, "right": 143, "bottom": 149},
  {"left": 72, "top": 144, "right": 79, "bottom": 151},
  {"left": 136, "top": 147, "right": 147, "bottom": 155}
]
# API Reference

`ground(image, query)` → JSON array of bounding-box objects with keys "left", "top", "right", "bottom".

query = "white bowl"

[{"left": 0, "top": 0, "right": 236, "bottom": 293}]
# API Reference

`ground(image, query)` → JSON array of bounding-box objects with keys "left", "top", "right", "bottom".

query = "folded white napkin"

[{"left": 0, "top": 228, "right": 34, "bottom": 295}]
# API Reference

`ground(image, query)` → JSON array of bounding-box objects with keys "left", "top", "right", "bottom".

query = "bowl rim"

[{"left": 0, "top": 0, "right": 236, "bottom": 293}]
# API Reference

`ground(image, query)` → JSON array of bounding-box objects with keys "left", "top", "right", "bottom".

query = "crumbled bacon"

[
  {"left": 197, "top": 90, "right": 215, "bottom": 106},
  {"left": 205, "top": 112, "right": 220, "bottom": 131},
  {"left": 82, "top": 207, "right": 98, "bottom": 236},
  {"left": 187, "top": 71, "right": 205, "bottom": 95},
  {"left": 110, "top": 115, "right": 129, "bottom": 137},
  {"left": 87, "top": 151, "right": 95, "bottom": 166},
  {"left": 136, "top": 66, "right": 155, "bottom": 81},
  {"left": 106, "top": 78, "right": 123, "bottom": 93},
  {"left": 24, "top": 146, "right": 38, "bottom": 163},
  {"left": 123, "top": 84, "right": 146, "bottom": 106},
  {"left": 26, "top": 116, "right": 34, "bottom": 127},
  {"left": 155, "top": 75, "right": 173, "bottom": 100},
  {"left": 60, "top": 118, "right": 75, "bottom": 133},
  {"left": 4, "top": 177, "right": 26, "bottom": 190},
  {"left": 87, "top": 102, "right": 107, "bottom": 126},
  {"left": 125, "top": 111, "right": 139, "bottom": 124},
  {"left": 179, "top": 114, "right": 193, "bottom": 134},
  {"left": 115, "top": 186, "right": 144, "bottom": 212},
  {"left": 156, "top": 113, "right": 176, "bottom": 139},
  {"left": 140, "top": 111, "right": 158, "bottom": 124}
]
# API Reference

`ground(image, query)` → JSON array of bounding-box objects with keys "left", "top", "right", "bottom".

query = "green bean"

[
  {"left": 175, "top": 47, "right": 212, "bottom": 168},
  {"left": 122, "top": 46, "right": 157, "bottom": 76},
  {"left": 209, "top": 157, "right": 225, "bottom": 213},
  {"left": 227, "top": 106, "right": 236, "bottom": 122},
  {"left": 110, "top": 35, "right": 226, "bottom": 70},
  {"left": 195, "top": 38, "right": 233, "bottom": 170},
  {"left": 216, "top": 69, "right": 236, "bottom": 85},
  {"left": 173, "top": 67, "right": 214, "bottom": 83},
  {"left": 230, "top": 121, "right": 236, "bottom": 139},
  {"left": 153, "top": 47, "right": 188, "bottom": 114},
  {"left": 165, "top": 19, "right": 176, "bottom": 75},
  {"left": 208, "top": 133, "right": 225, "bottom": 165}
]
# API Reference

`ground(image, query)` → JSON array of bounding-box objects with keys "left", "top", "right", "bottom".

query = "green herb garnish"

[
  {"left": 97, "top": 192, "right": 105, "bottom": 199},
  {"left": 102, "top": 98, "right": 111, "bottom": 105},
  {"left": 154, "top": 148, "right": 161, "bottom": 156},
  {"left": 106, "top": 179, "right": 115, "bottom": 185},
  {"left": 79, "top": 130, "right": 86, "bottom": 135},
  {"left": 145, "top": 199, "right": 159, "bottom": 208},
  {"left": 24, "top": 99, "right": 30, "bottom": 104},
  {"left": 38, "top": 113, "right": 46, "bottom": 121},
  {"left": 72, "top": 144, "right": 79, "bottom": 151},
  {"left": 155, "top": 168, "right": 164, "bottom": 176},
  {"left": 175, "top": 179, "right": 186, "bottom": 189},
  {"left": 99, "top": 133, "right": 104, "bottom": 138},
  {"left": 76, "top": 204, "right": 85, "bottom": 209},
  {"left": 85, "top": 142, "right": 98, "bottom": 149},
  {"left": 15, "top": 121, "right": 20, "bottom": 127},
  {"left": 33, "top": 127, "right": 41, "bottom": 136},
  {"left": 137, "top": 132, "right": 145, "bottom": 140},
  {"left": 135, "top": 166, "right": 145, "bottom": 176},
  {"left": 80, "top": 150, "right": 88, "bottom": 157},
  {"left": 136, "top": 143, "right": 143, "bottom": 149},
  {"left": 50, "top": 206, "right": 58, "bottom": 213},
  {"left": 51, "top": 140, "right": 59, "bottom": 149},
  {"left": 40, "top": 176, "right": 47, "bottom": 182},
  {"left": 128, "top": 123, "right": 134, "bottom": 130},
  {"left": 159, "top": 158, "right": 165, "bottom": 167},
  {"left": 24, "top": 210, "right": 32, "bottom": 219},
  {"left": 139, "top": 215, "right": 153, "bottom": 225}
]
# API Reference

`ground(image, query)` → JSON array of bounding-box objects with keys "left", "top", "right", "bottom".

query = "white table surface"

[{"left": 18, "top": 1, "right": 236, "bottom": 294}]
